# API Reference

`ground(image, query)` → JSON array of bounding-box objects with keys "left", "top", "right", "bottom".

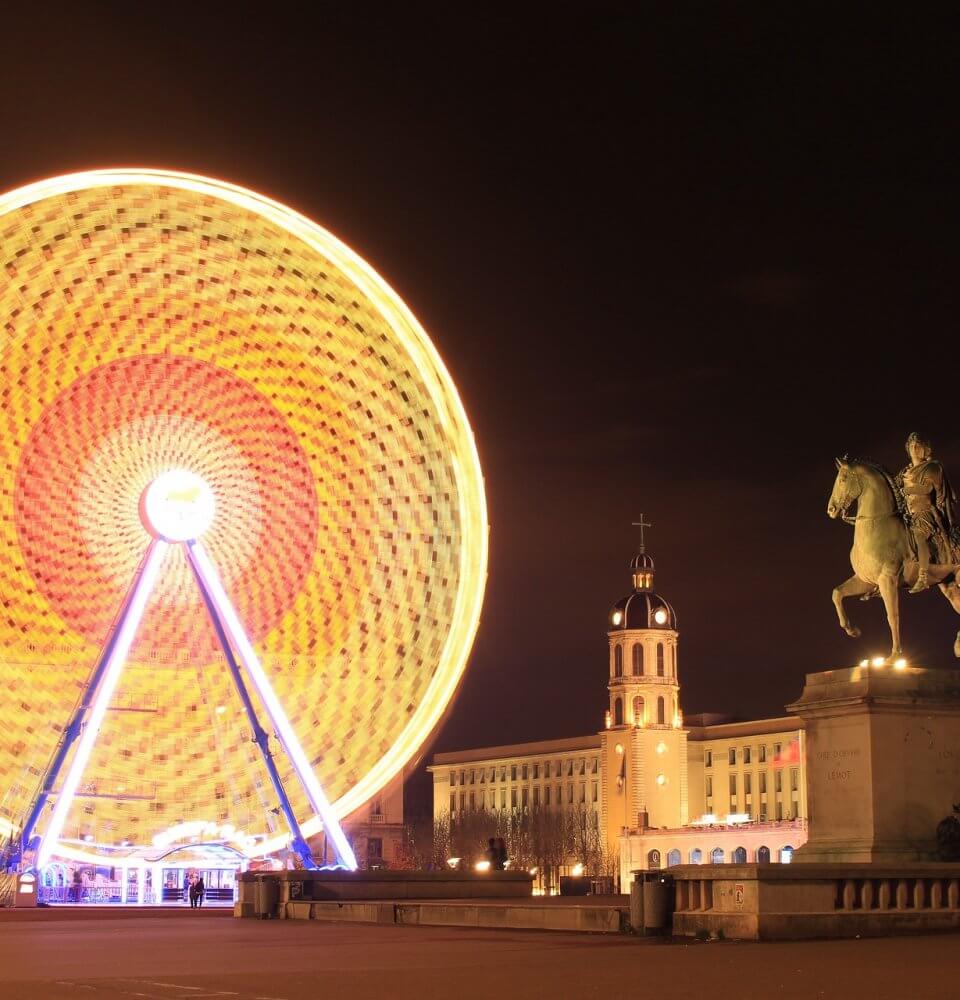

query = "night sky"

[{"left": 2, "top": 10, "right": 957, "bottom": 814}]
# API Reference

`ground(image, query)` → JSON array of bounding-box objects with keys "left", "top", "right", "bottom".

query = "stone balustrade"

[{"left": 670, "top": 863, "right": 960, "bottom": 940}]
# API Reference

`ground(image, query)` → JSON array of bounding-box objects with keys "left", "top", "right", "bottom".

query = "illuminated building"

[
  {"left": 431, "top": 542, "right": 807, "bottom": 889},
  {"left": 0, "top": 170, "right": 487, "bottom": 893}
]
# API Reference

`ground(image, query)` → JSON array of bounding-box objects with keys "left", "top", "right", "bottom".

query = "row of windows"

[
  {"left": 704, "top": 742, "right": 794, "bottom": 767},
  {"left": 448, "top": 759, "right": 599, "bottom": 787},
  {"left": 613, "top": 642, "right": 676, "bottom": 678},
  {"left": 612, "top": 694, "right": 669, "bottom": 727},
  {"left": 648, "top": 845, "right": 795, "bottom": 867},
  {"left": 449, "top": 782, "right": 600, "bottom": 812},
  {"left": 706, "top": 768, "right": 800, "bottom": 797}
]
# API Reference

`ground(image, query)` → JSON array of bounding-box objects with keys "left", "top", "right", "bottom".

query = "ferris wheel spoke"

[
  {"left": 185, "top": 540, "right": 357, "bottom": 871},
  {"left": 34, "top": 540, "right": 169, "bottom": 869}
]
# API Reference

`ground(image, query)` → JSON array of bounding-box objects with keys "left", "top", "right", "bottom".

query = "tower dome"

[{"left": 609, "top": 539, "right": 676, "bottom": 631}]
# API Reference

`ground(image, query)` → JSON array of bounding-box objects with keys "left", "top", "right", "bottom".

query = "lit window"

[
  {"left": 729, "top": 747, "right": 736, "bottom": 765},
  {"left": 743, "top": 747, "right": 751, "bottom": 764},
  {"left": 632, "top": 643, "right": 644, "bottom": 675},
  {"left": 521, "top": 764, "right": 528, "bottom": 780},
  {"left": 511, "top": 765, "right": 517, "bottom": 781},
  {"left": 656, "top": 696, "right": 665, "bottom": 725},
  {"left": 449, "top": 771, "right": 455, "bottom": 786},
  {"left": 759, "top": 745, "right": 766, "bottom": 763},
  {"left": 656, "top": 643, "right": 664, "bottom": 676},
  {"left": 705, "top": 750, "right": 712, "bottom": 768},
  {"left": 705, "top": 776, "right": 713, "bottom": 797},
  {"left": 533, "top": 763, "right": 540, "bottom": 779}
]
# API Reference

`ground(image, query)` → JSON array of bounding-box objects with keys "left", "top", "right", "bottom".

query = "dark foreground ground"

[{"left": 0, "top": 911, "right": 958, "bottom": 1000}]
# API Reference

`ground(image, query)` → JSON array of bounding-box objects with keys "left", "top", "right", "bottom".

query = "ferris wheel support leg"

[
  {"left": 185, "top": 540, "right": 358, "bottom": 871},
  {"left": 30, "top": 540, "right": 168, "bottom": 870},
  {"left": 185, "top": 554, "right": 318, "bottom": 869}
]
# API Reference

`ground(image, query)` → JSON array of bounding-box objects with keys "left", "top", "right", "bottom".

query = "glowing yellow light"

[
  {"left": 656, "top": 742, "right": 667, "bottom": 755},
  {"left": 474, "top": 860, "right": 491, "bottom": 872},
  {"left": 615, "top": 743, "right": 624, "bottom": 755},
  {"left": 654, "top": 609, "right": 668, "bottom": 625},
  {"left": 871, "top": 657, "right": 885, "bottom": 667},
  {"left": 894, "top": 658, "right": 907, "bottom": 670},
  {"left": 0, "top": 169, "right": 489, "bottom": 862},
  {"left": 604, "top": 710, "right": 612, "bottom": 730},
  {"left": 446, "top": 857, "right": 461, "bottom": 869},
  {"left": 611, "top": 611, "right": 623, "bottom": 626},
  {"left": 859, "top": 659, "right": 869, "bottom": 668},
  {"left": 656, "top": 774, "right": 666, "bottom": 786},
  {"left": 571, "top": 863, "right": 584, "bottom": 877}
]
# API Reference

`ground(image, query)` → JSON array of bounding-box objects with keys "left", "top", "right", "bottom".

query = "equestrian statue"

[{"left": 828, "top": 432, "right": 960, "bottom": 662}]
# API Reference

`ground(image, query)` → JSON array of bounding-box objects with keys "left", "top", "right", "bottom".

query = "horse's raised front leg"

[
  {"left": 938, "top": 580, "right": 960, "bottom": 658},
  {"left": 832, "top": 575, "right": 874, "bottom": 638},
  {"left": 878, "top": 571, "right": 901, "bottom": 659}
]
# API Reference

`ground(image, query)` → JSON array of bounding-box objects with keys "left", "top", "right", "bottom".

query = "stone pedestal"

[{"left": 787, "top": 664, "right": 960, "bottom": 864}]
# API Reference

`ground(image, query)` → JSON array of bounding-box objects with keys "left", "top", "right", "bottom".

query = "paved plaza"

[{"left": 0, "top": 912, "right": 957, "bottom": 1000}]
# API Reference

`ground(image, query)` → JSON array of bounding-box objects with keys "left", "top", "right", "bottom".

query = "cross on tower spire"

[{"left": 631, "top": 515, "right": 652, "bottom": 553}]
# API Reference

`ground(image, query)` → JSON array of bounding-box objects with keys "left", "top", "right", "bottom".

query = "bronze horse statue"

[{"left": 828, "top": 457, "right": 960, "bottom": 661}]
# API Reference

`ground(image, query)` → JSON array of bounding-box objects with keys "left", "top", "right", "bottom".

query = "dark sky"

[{"left": 2, "top": 9, "right": 957, "bottom": 814}]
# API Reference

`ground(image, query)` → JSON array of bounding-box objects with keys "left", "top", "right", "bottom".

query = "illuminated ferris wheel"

[{"left": 0, "top": 170, "right": 487, "bottom": 872}]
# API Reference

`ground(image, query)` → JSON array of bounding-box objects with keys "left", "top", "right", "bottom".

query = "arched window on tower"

[
  {"left": 632, "top": 695, "right": 645, "bottom": 727},
  {"left": 657, "top": 696, "right": 665, "bottom": 725},
  {"left": 632, "top": 643, "right": 643, "bottom": 676},
  {"left": 614, "top": 645, "right": 623, "bottom": 677},
  {"left": 614, "top": 697, "right": 623, "bottom": 727},
  {"left": 656, "top": 643, "right": 664, "bottom": 676},
  {"left": 672, "top": 644, "right": 677, "bottom": 676}
]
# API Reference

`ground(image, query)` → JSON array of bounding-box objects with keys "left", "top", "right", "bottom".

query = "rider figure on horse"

[{"left": 896, "top": 432, "right": 957, "bottom": 593}]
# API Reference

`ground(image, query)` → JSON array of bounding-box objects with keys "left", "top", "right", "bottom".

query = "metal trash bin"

[
  {"left": 254, "top": 876, "right": 280, "bottom": 919},
  {"left": 641, "top": 871, "right": 674, "bottom": 931}
]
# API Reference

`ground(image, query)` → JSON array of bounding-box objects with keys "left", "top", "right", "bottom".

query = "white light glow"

[
  {"left": 570, "top": 863, "right": 584, "bottom": 877},
  {"left": 725, "top": 813, "right": 750, "bottom": 824},
  {"left": 615, "top": 743, "right": 624, "bottom": 755},
  {"left": 187, "top": 540, "right": 358, "bottom": 870},
  {"left": 871, "top": 657, "right": 885, "bottom": 667},
  {"left": 474, "top": 860, "right": 491, "bottom": 872},
  {"left": 656, "top": 774, "right": 666, "bottom": 786},
  {"left": 654, "top": 609, "right": 668, "bottom": 625},
  {"left": 894, "top": 658, "right": 907, "bottom": 670},
  {"left": 446, "top": 857, "right": 461, "bottom": 869},
  {"left": 142, "top": 469, "right": 215, "bottom": 542},
  {"left": 859, "top": 659, "right": 869, "bottom": 667},
  {"left": 656, "top": 742, "right": 667, "bottom": 755},
  {"left": 37, "top": 541, "right": 168, "bottom": 868},
  {"left": 611, "top": 611, "right": 623, "bottom": 626}
]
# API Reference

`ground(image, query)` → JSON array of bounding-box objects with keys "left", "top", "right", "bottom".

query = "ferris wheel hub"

[{"left": 140, "top": 469, "right": 215, "bottom": 542}]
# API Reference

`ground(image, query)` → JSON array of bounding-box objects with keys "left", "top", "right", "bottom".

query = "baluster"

[
  {"left": 913, "top": 880, "right": 926, "bottom": 909},
  {"left": 895, "top": 879, "right": 909, "bottom": 910},
  {"left": 689, "top": 879, "right": 701, "bottom": 911},
  {"left": 860, "top": 880, "right": 875, "bottom": 910},
  {"left": 878, "top": 879, "right": 892, "bottom": 910},
  {"left": 948, "top": 879, "right": 960, "bottom": 909},
  {"left": 842, "top": 879, "right": 857, "bottom": 911},
  {"left": 931, "top": 880, "right": 943, "bottom": 909},
  {"left": 702, "top": 879, "right": 713, "bottom": 910}
]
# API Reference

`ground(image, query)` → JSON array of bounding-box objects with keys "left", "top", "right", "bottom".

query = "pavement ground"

[{"left": 0, "top": 912, "right": 957, "bottom": 1000}]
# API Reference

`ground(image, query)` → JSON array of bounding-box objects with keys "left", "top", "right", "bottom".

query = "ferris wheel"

[{"left": 0, "top": 170, "right": 487, "bottom": 871}]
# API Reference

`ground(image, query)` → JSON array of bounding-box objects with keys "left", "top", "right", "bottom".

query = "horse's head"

[{"left": 828, "top": 457, "right": 861, "bottom": 520}]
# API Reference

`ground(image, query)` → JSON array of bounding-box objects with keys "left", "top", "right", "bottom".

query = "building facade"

[{"left": 430, "top": 543, "right": 808, "bottom": 889}]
